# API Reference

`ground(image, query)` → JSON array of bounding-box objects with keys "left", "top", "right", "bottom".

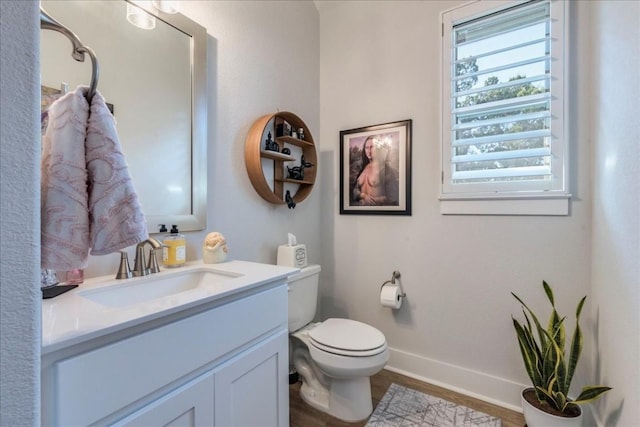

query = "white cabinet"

[{"left": 41, "top": 281, "right": 289, "bottom": 427}]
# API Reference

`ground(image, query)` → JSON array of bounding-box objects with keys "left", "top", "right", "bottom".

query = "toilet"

[{"left": 288, "top": 265, "right": 389, "bottom": 422}]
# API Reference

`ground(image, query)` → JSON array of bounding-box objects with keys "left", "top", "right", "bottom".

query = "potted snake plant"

[{"left": 511, "top": 281, "right": 611, "bottom": 427}]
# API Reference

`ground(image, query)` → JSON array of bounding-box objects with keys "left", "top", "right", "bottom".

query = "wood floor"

[{"left": 289, "top": 369, "right": 525, "bottom": 427}]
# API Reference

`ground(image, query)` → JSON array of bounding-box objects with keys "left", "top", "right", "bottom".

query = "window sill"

[{"left": 439, "top": 194, "right": 571, "bottom": 216}]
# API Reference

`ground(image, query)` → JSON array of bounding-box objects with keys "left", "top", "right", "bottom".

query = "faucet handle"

[
  {"left": 132, "top": 245, "right": 149, "bottom": 277},
  {"left": 147, "top": 248, "right": 162, "bottom": 274},
  {"left": 115, "top": 251, "right": 133, "bottom": 280}
]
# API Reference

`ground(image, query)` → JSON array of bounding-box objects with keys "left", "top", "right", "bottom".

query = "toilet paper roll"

[{"left": 380, "top": 284, "right": 402, "bottom": 309}]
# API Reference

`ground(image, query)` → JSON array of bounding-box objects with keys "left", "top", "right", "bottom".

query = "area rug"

[{"left": 366, "top": 383, "right": 502, "bottom": 427}]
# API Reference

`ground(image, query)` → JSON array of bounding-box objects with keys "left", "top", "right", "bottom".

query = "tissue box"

[{"left": 277, "top": 244, "right": 307, "bottom": 268}]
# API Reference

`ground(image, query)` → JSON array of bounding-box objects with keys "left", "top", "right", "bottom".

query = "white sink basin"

[{"left": 77, "top": 269, "right": 240, "bottom": 308}]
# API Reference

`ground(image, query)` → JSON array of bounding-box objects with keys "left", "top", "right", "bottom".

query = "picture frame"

[{"left": 340, "top": 119, "right": 412, "bottom": 215}]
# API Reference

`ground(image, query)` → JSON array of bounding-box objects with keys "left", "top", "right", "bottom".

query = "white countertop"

[{"left": 42, "top": 260, "right": 297, "bottom": 354}]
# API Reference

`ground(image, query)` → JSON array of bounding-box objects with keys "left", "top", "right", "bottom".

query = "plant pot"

[{"left": 521, "top": 388, "right": 583, "bottom": 427}]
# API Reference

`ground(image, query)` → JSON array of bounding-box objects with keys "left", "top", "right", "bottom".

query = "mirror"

[{"left": 40, "top": 0, "right": 207, "bottom": 232}]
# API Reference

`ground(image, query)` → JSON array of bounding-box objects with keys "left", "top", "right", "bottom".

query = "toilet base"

[{"left": 300, "top": 376, "right": 373, "bottom": 422}]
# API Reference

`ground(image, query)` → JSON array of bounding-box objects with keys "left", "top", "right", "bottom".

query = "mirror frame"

[{"left": 140, "top": 3, "right": 208, "bottom": 233}]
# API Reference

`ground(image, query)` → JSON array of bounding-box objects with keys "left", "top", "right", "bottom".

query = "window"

[{"left": 441, "top": 0, "right": 569, "bottom": 215}]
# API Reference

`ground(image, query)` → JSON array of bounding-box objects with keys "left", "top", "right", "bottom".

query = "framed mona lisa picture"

[{"left": 339, "top": 119, "right": 412, "bottom": 215}]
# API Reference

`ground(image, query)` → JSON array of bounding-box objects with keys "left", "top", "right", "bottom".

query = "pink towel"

[
  {"left": 41, "top": 89, "right": 90, "bottom": 270},
  {"left": 41, "top": 86, "right": 147, "bottom": 270},
  {"left": 86, "top": 90, "right": 147, "bottom": 255}
]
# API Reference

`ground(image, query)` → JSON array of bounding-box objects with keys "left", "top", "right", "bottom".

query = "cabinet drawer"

[{"left": 55, "top": 284, "right": 287, "bottom": 426}]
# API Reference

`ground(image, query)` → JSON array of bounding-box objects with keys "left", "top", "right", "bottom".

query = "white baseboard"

[{"left": 386, "top": 346, "right": 526, "bottom": 413}]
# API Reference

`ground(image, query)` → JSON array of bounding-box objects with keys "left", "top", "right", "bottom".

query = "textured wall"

[
  {"left": 590, "top": 1, "right": 640, "bottom": 425},
  {"left": 0, "top": 1, "right": 41, "bottom": 425}
]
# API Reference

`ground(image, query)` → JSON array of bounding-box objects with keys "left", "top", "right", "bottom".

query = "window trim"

[{"left": 439, "top": 0, "right": 570, "bottom": 215}]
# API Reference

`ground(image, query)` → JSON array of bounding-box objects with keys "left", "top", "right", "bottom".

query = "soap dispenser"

[{"left": 163, "top": 225, "right": 186, "bottom": 268}]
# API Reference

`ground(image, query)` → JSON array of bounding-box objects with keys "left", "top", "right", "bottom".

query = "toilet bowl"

[
  {"left": 291, "top": 320, "right": 389, "bottom": 422},
  {"left": 287, "top": 265, "right": 389, "bottom": 422}
]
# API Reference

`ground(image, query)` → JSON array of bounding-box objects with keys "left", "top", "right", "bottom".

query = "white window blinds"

[{"left": 442, "top": 0, "right": 568, "bottom": 201}]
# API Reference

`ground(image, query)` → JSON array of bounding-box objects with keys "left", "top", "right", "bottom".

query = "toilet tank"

[{"left": 287, "top": 264, "right": 321, "bottom": 332}]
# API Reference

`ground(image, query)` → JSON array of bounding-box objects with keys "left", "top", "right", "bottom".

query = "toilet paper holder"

[{"left": 380, "top": 270, "right": 406, "bottom": 298}]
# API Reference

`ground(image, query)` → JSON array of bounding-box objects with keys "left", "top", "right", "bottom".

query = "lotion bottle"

[{"left": 163, "top": 225, "right": 186, "bottom": 268}]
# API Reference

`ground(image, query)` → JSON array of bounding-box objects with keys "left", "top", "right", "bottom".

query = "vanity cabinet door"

[
  {"left": 214, "top": 329, "right": 289, "bottom": 427},
  {"left": 113, "top": 371, "right": 214, "bottom": 427}
]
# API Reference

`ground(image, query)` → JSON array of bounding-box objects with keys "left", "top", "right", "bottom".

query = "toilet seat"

[{"left": 309, "top": 318, "right": 387, "bottom": 357}]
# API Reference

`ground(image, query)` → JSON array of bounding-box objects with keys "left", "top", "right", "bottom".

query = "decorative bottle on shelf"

[{"left": 163, "top": 225, "right": 186, "bottom": 268}]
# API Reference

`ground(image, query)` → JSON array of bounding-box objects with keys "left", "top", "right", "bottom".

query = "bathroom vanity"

[{"left": 41, "top": 261, "right": 296, "bottom": 426}]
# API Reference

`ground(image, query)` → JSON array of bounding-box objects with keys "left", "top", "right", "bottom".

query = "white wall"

[
  {"left": 84, "top": 0, "right": 321, "bottom": 278},
  {"left": 589, "top": 2, "right": 640, "bottom": 426},
  {"left": 185, "top": 0, "right": 321, "bottom": 266},
  {"left": 0, "top": 1, "right": 41, "bottom": 425},
  {"left": 318, "top": 0, "right": 593, "bottom": 411}
]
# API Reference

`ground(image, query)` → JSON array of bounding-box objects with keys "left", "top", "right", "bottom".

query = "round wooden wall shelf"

[{"left": 244, "top": 111, "right": 317, "bottom": 205}]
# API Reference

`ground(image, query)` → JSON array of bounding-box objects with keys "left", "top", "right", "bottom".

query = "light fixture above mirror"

[
  {"left": 126, "top": 0, "right": 179, "bottom": 30},
  {"left": 126, "top": 2, "right": 155, "bottom": 30},
  {"left": 152, "top": 1, "right": 179, "bottom": 14}
]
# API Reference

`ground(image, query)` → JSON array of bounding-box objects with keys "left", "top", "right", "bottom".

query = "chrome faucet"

[{"left": 132, "top": 237, "right": 164, "bottom": 277}]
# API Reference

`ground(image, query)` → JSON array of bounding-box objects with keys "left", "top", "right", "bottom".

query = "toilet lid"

[{"left": 309, "top": 318, "right": 386, "bottom": 352}]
